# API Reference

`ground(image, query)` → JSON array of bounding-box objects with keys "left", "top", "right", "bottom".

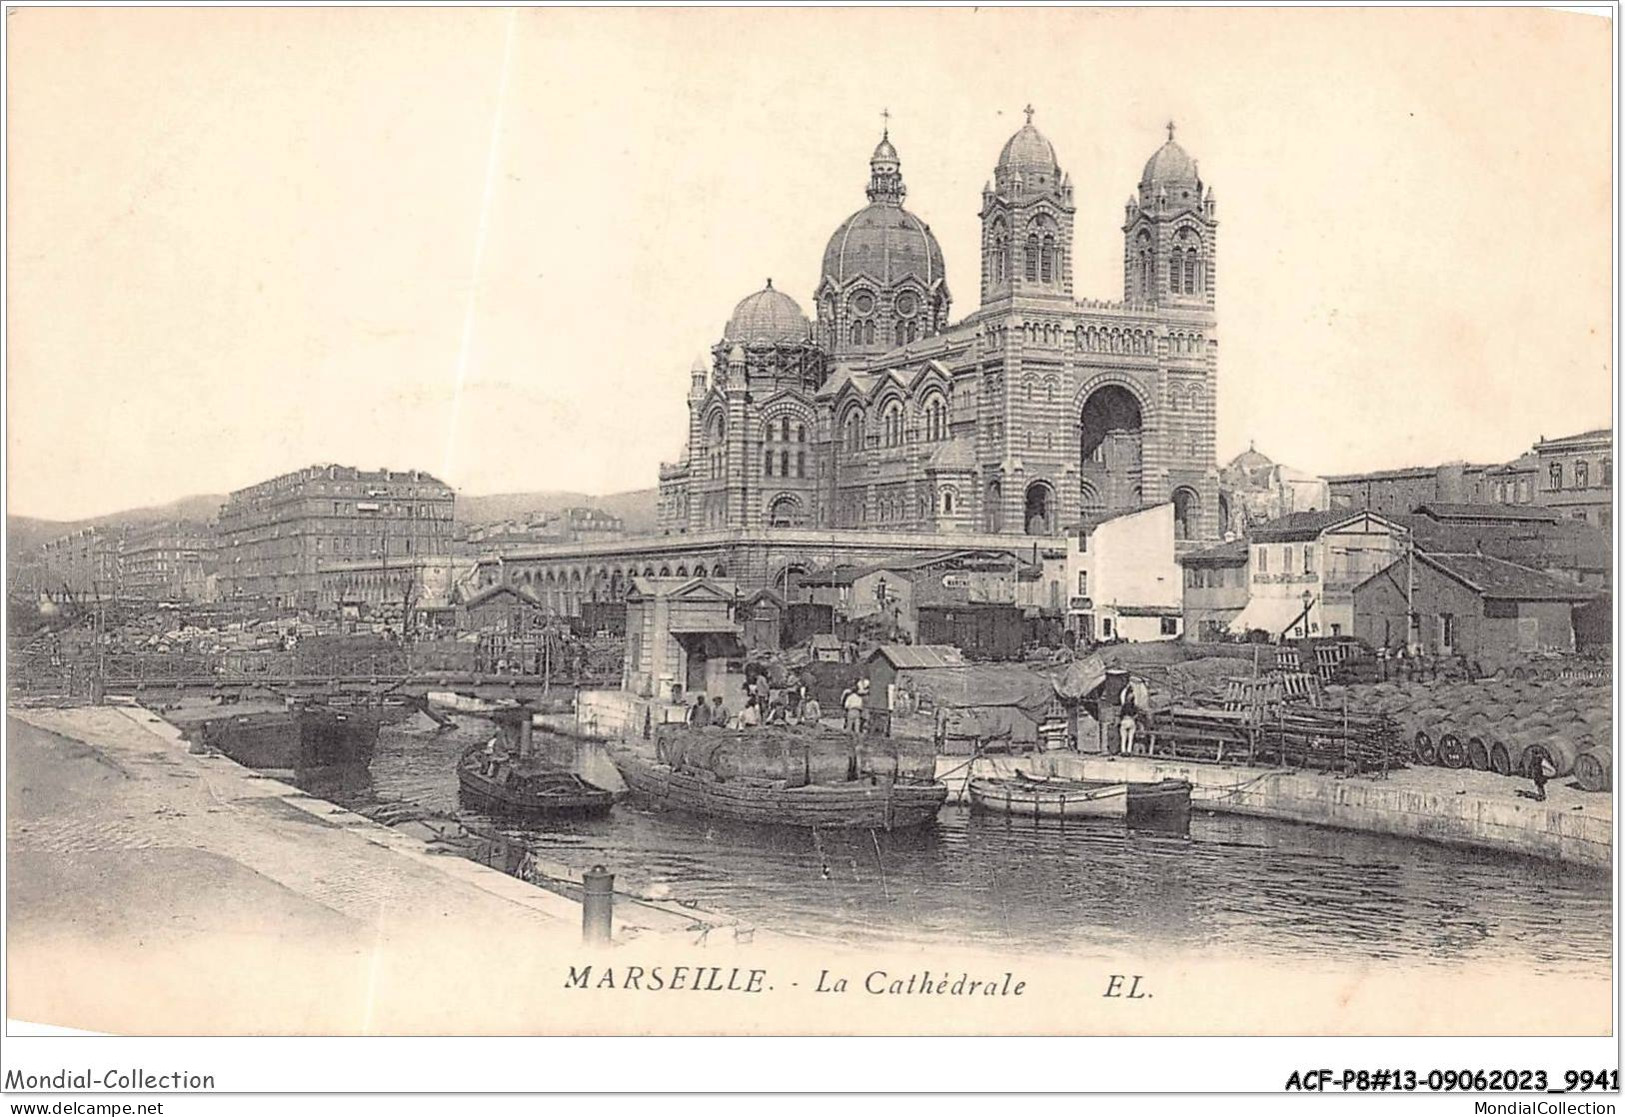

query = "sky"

[{"left": 6, "top": 7, "right": 1614, "bottom": 521}]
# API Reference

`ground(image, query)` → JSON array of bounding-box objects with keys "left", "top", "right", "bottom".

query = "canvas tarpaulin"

[
  {"left": 1052, "top": 653, "right": 1107, "bottom": 701},
  {"left": 1227, "top": 596, "right": 1309, "bottom": 637},
  {"left": 937, "top": 705, "right": 1036, "bottom": 749},
  {"left": 893, "top": 664, "right": 1058, "bottom": 715}
]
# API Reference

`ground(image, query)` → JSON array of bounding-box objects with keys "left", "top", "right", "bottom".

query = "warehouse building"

[{"left": 1351, "top": 552, "right": 1596, "bottom": 670}]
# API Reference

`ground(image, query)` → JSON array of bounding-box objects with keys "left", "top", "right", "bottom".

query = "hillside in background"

[
  {"left": 456, "top": 488, "right": 660, "bottom": 534},
  {"left": 8, "top": 493, "right": 229, "bottom": 557},
  {"left": 7, "top": 486, "right": 662, "bottom": 557}
]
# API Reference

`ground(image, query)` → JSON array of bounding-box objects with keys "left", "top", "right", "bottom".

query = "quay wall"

[
  {"left": 576, "top": 689, "right": 651, "bottom": 740},
  {"left": 948, "top": 754, "right": 1611, "bottom": 870},
  {"left": 567, "top": 691, "right": 1610, "bottom": 869}
]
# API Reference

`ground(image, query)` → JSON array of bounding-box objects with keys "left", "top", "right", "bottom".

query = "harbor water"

[{"left": 315, "top": 717, "right": 1611, "bottom": 973}]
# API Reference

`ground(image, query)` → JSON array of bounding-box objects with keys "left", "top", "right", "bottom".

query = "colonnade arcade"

[{"left": 478, "top": 558, "right": 731, "bottom": 615}]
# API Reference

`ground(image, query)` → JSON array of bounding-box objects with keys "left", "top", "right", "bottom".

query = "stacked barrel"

[{"left": 1334, "top": 677, "right": 1612, "bottom": 791}]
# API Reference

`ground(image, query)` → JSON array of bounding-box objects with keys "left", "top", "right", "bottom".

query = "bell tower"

[
  {"left": 980, "top": 106, "right": 1075, "bottom": 306},
  {"left": 1123, "top": 121, "right": 1217, "bottom": 307}
]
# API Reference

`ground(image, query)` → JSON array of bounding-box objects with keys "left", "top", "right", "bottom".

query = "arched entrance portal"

[
  {"left": 1079, "top": 385, "right": 1144, "bottom": 515},
  {"left": 1024, "top": 481, "right": 1056, "bottom": 536}
]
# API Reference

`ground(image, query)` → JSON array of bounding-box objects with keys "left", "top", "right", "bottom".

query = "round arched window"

[{"left": 851, "top": 291, "right": 875, "bottom": 315}]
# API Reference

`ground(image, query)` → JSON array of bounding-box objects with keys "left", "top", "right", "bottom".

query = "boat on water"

[
  {"left": 610, "top": 733, "right": 948, "bottom": 830},
  {"left": 168, "top": 699, "right": 380, "bottom": 771},
  {"left": 456, "top": 741, "right": 616, "bottom": 816},
  {"left": 968, "top": 771, "right": 1192, "bottom": 823}
]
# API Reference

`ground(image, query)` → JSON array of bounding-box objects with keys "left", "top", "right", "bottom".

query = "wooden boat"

[
  {"left": 172, "top": 699, "right": 378, "bottom": 771},
  {"left": 457, "top": 742, "right": 615, "bottom": 816},
  {"left": 610, "top": 745, "right": 947, "bottom": 830},
  {"left": 969, "top": 772, "right": 1192, "bottom": 823}
]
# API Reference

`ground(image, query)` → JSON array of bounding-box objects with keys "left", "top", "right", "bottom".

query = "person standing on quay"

[
  {"left": 843, "top": 686, "right": 864, "bottom": 734},
  {"left": 1528, "top": 750, "right": 1553, "bottom": 802},
  {"left": 1118, "top": 681, "right": 1139, "bottom": 755}
]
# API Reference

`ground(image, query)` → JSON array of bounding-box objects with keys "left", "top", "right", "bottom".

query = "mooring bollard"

[{"left": 582, "top": 864, "right": 614, "bottom": 946}]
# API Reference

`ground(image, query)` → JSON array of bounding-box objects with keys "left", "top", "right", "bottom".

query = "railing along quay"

[{"left": 8, "top": 647, "right": 622, "bottom": 698}]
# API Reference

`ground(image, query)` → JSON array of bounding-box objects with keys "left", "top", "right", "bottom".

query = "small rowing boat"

[
  {"left": 457, "top": 741, "right": 616, "bottom": 817},
  {"left": 968, "top": 771, "right": 1191, "bottom": 823}
]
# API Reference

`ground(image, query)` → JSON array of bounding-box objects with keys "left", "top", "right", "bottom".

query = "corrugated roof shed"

[
  {"left": 867, "top": 644, "right": 968, "bottom": 670},
  {"left": 1418, "top": 553, "right": 1598, "bottom": 602}
]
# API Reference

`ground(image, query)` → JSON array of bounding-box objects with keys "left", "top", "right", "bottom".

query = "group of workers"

[
  {"left": 686, "top": 681, "right": 825, "bottom": 731},
  {"left": 682, "top": 670, "right": 884, "bottom": 734}
]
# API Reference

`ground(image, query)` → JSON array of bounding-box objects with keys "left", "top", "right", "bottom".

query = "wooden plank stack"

[
  {"left": 1149, "top": 706, "right": 1257, "bottom": 764},
  {"left": 1148, "top": 700, "right": 1404, "bottom": 773},
  {"left": 1257, "top": 706, "right": 1404, "bottom": 773}
]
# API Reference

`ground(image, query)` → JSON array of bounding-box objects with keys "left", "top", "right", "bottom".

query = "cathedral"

[{"left": 656, "top": 108, "right": 1220, "bottom": 546}]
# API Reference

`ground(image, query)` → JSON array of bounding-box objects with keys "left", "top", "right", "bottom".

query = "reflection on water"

[{"left": 328, "top": 717, "right": 1610, "bottom": 971}]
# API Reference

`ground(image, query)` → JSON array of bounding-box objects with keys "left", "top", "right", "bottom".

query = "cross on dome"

[
  {"left": 881, "top": 106, "right": 890, "bottom": 137},
  {"left": 1166, "top": 119, "right": 1177, "bottom": 142},
  {"left": 1023, "top": 104, "right": 1035, "bottom": 125}
]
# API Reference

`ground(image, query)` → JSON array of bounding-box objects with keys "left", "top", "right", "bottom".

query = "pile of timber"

[
  {"left": 1256, "top": 706, "right": 1405, "bottom": 773},
  {"left": 1149, "top": 707, "right": 1256, "bottom": 763},
  {"left": 1148, "top": 704, "right": 1405, "bottom": 774}
]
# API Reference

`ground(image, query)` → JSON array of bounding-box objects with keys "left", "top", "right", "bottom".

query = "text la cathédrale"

[{"left": 817, "top": 970, "right": 1026, "bottom": 996}]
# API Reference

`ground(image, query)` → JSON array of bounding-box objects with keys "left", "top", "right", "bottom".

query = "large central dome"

[
  {"left": 815, "top": 127, "right": 951, "bottom": 360},
  {"left": 821, "top": 204, "right": 945, "bottom": 288},
  {"left": 822, "top": 130, "right": 944, "bottom": 288}
]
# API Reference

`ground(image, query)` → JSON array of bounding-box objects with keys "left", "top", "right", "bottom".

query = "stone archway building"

[
  {"left": 654, "top": 111, "right": 1218, "bottom": 546},
  {"left": 497, "top": 110, "right": 1219, "bottom": 611}
]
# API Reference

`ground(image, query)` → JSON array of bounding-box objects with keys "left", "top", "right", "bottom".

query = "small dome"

[
  {"left": 1223, "top": 445, "right": 1278, "bottom": 489},
  {"left": 872, "top": 134, "right": 898, "bottom": 162},
  {"left": 1227, "top": 445, "right": 1274, "bottom": 473},
  {"left": 1141, "top": 138, "right": 1199, "bottom": 189},
  {"left": 690, "top": 353, "right": 709, "bottom": 374},
  {"left": 723, "top": 281, "right": 811, "bottom": 345},
  {"left": 821, "top": 203, "right": 945, "bottom": 288},
  {"left": 998, "top": 122, "right": 1059, "bottom": 176}
]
